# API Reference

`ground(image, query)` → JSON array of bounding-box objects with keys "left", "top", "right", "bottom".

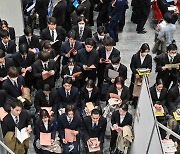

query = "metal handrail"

[{"left": 0, "top": 140, "right": 15, "bottom": 154}]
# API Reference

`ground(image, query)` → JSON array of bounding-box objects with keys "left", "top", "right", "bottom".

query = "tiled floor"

[{"left": 26, "top": 6, "right": 180, "bottom": 154}]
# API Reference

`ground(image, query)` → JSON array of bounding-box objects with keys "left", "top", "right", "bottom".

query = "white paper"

[
  {"left": 168, "top": 6, "right": 176, "bottom": 11},
  {"left": 16, "top": 127, "right": 30, "bottom": 143},
  {"left": 108, "top": 69, "right": 119, "bottom": 79},
  {"left": 26, "top": 3, "right": 36, "bottom": 13}
]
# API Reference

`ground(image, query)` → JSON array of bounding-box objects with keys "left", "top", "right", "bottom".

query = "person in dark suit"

[
  {"left": 135, "top": 0, "right": 151, "bottom": 34},
  {"left": 2, "top": 67, "right": 25, "bottom": 103},
  {"left": 34, "top": 84, "right": 59, "bottom": 117},
  {"left": 33, "top": 51, "right": 57, "bottom": 90},
  {"left": 80, "top": 79, "right": 101, "bottom": 114},
  {"left": 97, "top": 36, "right": 120, "bottom": 87},
  {"left": 75, "top": 38, "right": 99, "bottom": 86},
  {"left": 107, "top": 76, "right": 129, "bottom": 104},
  {"left": 34, "top": 0, "right": 49, "bottom": 32},
  {"left": 58, "top": 77, "right": 80, "bottom": 111},
  {"left": 34, "top": 109, "right": 57, "bottom": 154},
  {"left": 0, "top": 89, "right": 6, "bottom": 108},
  {"left": 155, "top": 44, "right": 180, "bottom": 89},
  {"left": 19, "top": 26, "right": 40, "bottom": 52},
  {"left": 129, "top": 43, "right": 152, "bottom": 106},
  {"left": 58, "top": 105, "right": 82, "bottom": 154},
  {"left": 0, "top": 20, "right": 16, "bottom": 41},
  {"left": 110, "top": 103, "right": 132, "bottom": 154},
  {"left": 52, "top": 0, "right": 67, "bottom": 27},
  {"left": 0, "top": 49, "right": 14, "bottom": 88},
  {"left": 61, "top": 30, "right": 83, "bottom": 65},
  {"left": 72, "top": 16, "right": 92, "bottom": 43},
  {"left": 80, "top": 0, "right": 91, "bottom": 23},
  {"left": 13, "top": 44, "right": 35, "bottom": 89},
  {"left": 104, "top": 55, "right": 127, "bottom": 85},
  {"left": 167, "top": 78, "right": 180, "bottom": 114},
  {"left": 1, "top": 100, "right": 31, "bottom": 154},
  {"left": 61, "top": 58, "right": 82, "bottom": 89},
  {"left": 82, "top": 109, "right": 107, "bottom": 154},
  {"left": 41, "top": 17, "right": 66, "bottom": 55},
  {"left": 0, "top": 30, "right": 16, "bottom": 55}
]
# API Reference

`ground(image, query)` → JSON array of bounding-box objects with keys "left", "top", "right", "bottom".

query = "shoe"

[
  {"left": 137, "top": 30, "right": 147, "bottom": 34},
  {"left": 136, "top": 28, "right": 145, "bottom": 31}
]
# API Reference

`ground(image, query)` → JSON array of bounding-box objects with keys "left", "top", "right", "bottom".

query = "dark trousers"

[
  {"left": 136, "top": 12, "right": 149, "bottom": 32},
  {"left": 62, "top": 141, "right": 79, "bottom": 154},
  {"left": 39, "top": 16, "right": 47, "bottom": 32},
  {"left": 119, "top": 8, "right": 127, "bottom": 31},
  {"left": 108, "top": 20, "right": 119, "bottom": 42},
  {"left": 110, "top": 130, "right": 118, "bottom": 151},
  {"left": 97, "top": 3, "right": 109, "bottom": 27}
]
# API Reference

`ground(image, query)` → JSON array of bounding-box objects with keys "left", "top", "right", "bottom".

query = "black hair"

[
  {"left": 39, "top": 109, "right": 50, "bottom": 120},
  {"left": 167, "top": 44, "right": 177, "bottom": 51},
  {"left": 103, "top": 36, "right": 114, "bottom": 46},
  {"left": 67, "top": 30, "right": 76, "bottom": 39},
  {"left": 7, "top": 66, "right": 19, "bottom": 78},
  {"left": 47, "top": 17, "right": 56, "bottom": 25},
  {"left": 43, "top": 84, "right": 51, "bottom": 91},
  {"left": 163, "top": 12, "right": 173, "bottom": 23},
  {"left": 65, "top": 104, "right": 76, "bottom": 115},
  {"left": 97, "top": 26, "right": 105, "bottom": 35},
  {"left": 11, "top": 100, "right": 23, "bottom": 109},
  {"left": 77, "top": 16, "right": 86, "bottom": 23},
  {"left": 63, "top": 77, "right": 73, "bottom": 85},
  {"left": 24, "top": 26, "right": 33, "bottom": 36},
  {"left": 68, "top": 57, "right": 75, "bottom": 63},
  {"left": 85, "top": 38, "right": 95, "bottom": 47},
  {"left": 0, "top": 20, "right": 8, "bottom": 28},
  {"left": 111, "top": 55, "right": 120, "bottom": 64},
  {"left": 40, "top": 51, "right": 50, "bottom": 62},
  {"left": 76, "top": 4, "right": 86, "bottom": 15},
  {"left": 155, "top": 79, "right": 164, "bottom": 86},
  {"left": 120, "top": 103, "right": 128, "bottom": 111},
  {"left": 91, "top": 108, "right": 101, "bottom": 115},
  {"left": 85, "top": 79, "right": 95, "bottom": 88},
  {"left": 140, "top": 43, "right": 150, "bottom": 53},
  {"left": 1, "top": 30, "right": 9, "bottom": 38},
  {"left": 19, "top": 43, "right": 28, "bottom": 55},
  {"left": 114, "top": 76, "right": 125, "bottom": 87},
  {"left": 43, "top": 40, "right": 52, "bottom": 50},
  {"left": 0, "top": 49, "right": 5, "bottom": 58}
]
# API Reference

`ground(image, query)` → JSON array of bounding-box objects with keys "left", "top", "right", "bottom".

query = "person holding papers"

[
  {"left": 82, "top": 109, "right": 107, "bottom": 154},
  {"left": 110, "top": 103, "right": 132, "bottom": 154},
  {"left": 155, "top": 44, "right": 180, "bottom": 89},
  {"left": 58, "top": 105, "right": 82, "bottom": 154},
  {"left": 1, "top": 100, "right": 31, "bottom": 154},
  {"left": 34, "top": 109, "right": 59, "bottom": 154},
  {"left": 75, "top": 38, "right": 99, "bottom": 86},
  {"left": 61, "top": 58, "right": 82, "bottom": 89},
  {"left": 80, "top": 79, "right": 101, "bottom": 116}
]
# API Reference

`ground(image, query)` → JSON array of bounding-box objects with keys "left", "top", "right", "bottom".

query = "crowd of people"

[{"left": 0, "top": 0, "right": 180, "bottom": 153}]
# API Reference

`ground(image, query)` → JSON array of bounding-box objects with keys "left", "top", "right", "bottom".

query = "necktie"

[
  {"left": 27, "top": 38, "right": 31, "bottom": 45},
  {"left": 14, "top": 81, "right": 18, "bottom": 89},
  {"left": 45, "top": 95, "right": 49, "bottom": 104},
  {"left": 79, "top": 30, "right": 83, "bottom": 39},
  {"left": 70, "top": 43, "right": 73, "bottom": 48},
  {"left": 92, "top": 123, "right": 97, "bottom": 129},
  {"left": 44, "top": 64, "right": 47, "bottom": 70},
  {"left": 22, "top": 55, "right": 26, "bottom": 61},
  {"left": 68, "top": 118, "right": 72, "bottom": 125},
  {"left": 170, "top": 58, "right": 173, "bottom": 64},
  {"left": 51, "top": 30, "right": 54, "bottom": 42},
  {"left": 0, "top": 64, "right": 5, "bottom": 69},
  {"left": 66, "top": 91, "right": 70, "bottom": 98},
  {"left": 5, "top": 44, "right": 8, "bottom": 50},
  {"left": 15, "top": 116, "right": 19, "bottom": 125}
]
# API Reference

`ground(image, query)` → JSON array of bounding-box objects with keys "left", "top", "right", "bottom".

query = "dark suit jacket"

[
  {"left": 32, "top": 59, "right": 57, "bottom": 89},
  {"left": 75, "top": 48, "right": 99, "bottom": 68},
  {"left": 58, "top": 86, "right": 79, "bottom": 109},
  {"left": 0, "top": 40, "right": 16, "bottom": 54},
  {"left": 111, "top": 110, "right": 132, "bottom": 127},
  {"left": 0, "top": 90, "right": 6, "bottom": 107},
  {"left": 82, "top": 116, "right": 107, "bottom": 143},
  {"left": 155, "top": 53, "right": 180, "bottom": 84},
  {"left": 80, "top": 86, "right": 100, "bottom": 108},
  {"left": 41, "top": 26, "right": 66, "bottom": 53},
  {"left": 72, "top": 25, "right": 92, "bottom": 42},
  {"left": 150, "top": 86, "right": 167, "bottom": 106},
  {"left": 34, "top": 88, "right": 59, "bottom": 113},
  {"left": 107, "top": 85, "right": 130, "bottom": 103},
  {"left": 61, "top": 64, "right": 82, "bottom": 88},
  {"left": 104, "top": 63, "right": 127, "bottom": 83},
  {"left": 52, "top": 0, "right": 67, "bottom": 27},
  {"left": 1, "top": 110, "right": 31, "bottom": 137},
  {"left": 58, "top": 113, "right": 82, "bottom": 140},
  {"left": 34, "top": 119, "right": 57, "bottom": 140},
  {"left": 61, "top": 40, "right": 83, "bottom": 65},
  {"left": 0, "top": 58, "right": 14, "bottom": 78},
  {"left": 18, "top": 35, "right": 40, "bottom": 49},
  {"left": 2, "top": 76, "right": 25, "bottom": 100},
  {"left": 34, "top": 0, "right": 49, "bottom": 17}
]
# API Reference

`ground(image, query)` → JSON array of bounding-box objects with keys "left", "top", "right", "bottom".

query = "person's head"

[
  {"left": 91, "top": 109, "right": 101, "bottom": 123},
  {"left": 97, "top": 26, "right": 106, "bottom": 40},
  {"left": 0, "top": 49, "right": 5, "bottom": 63},
  {"left": 85, "top": 79, "right": 95, "bottom": 91},
  {"left": 114, "top": 76, "right": 124, "bottom": 90},
  {"left": 7, "top": 66, "right": 19, "bottom": 79},
  {"left": 76, "top": 4, "right": 86, "bottom": 15},
  {"left": 163, "top": 12, "right": 173, "bottom": 23},
  {"left": 11, "top": 100, "right": 23, "bottom": 116},
  {"left": 42, "top": 40, "right": 52, "bottom": 52},
  {"left": 1, "top": 30, "right": 10, "bottom": 44},
  {"left": 85, "top": 38, "right": 95, "bottom": 52},
  {"left": 68, "top": 30, "right": 76, "bottom": 44},
  {"left": 111, "top": 55, "right": 121, "bottom": 65},
  {"left": 140, "top": 43, "right": 150, "bottom": 57},
  {"left": 40, "top": 51, "right": 50, "bottom": 62},
  {"left": 155, "top": 79, "right": 164, "bottom": 92},
  {"left": 65, "top": 105, "right": 76, "bottom": 119},
  {"left": 119, "top": 103, "right": 128, "bottom": 115},
  {"left": 77, "top": 16, "right": 86, "bottom": 30},
  {"left": 167, "top": 115, "right": 178, "bottom": 130},
  {"left": 40, "top": 109, "right": 50, "bottom": 123},
  {"left": 63, "top": 77, "right": 73, "bottom": 91},
  {"left": 42, "top": 84, "right": 51, "bottom": 95},
  {"left": 47, "top": 17, "right": 57, "bottom": 30},
  {"left": 167, "top": 44, "right": 178, "bottom": 58},
  {"left": 19, "top": 43, "right": 28, "bottom": 55},
  {"left": 0, "top": 20, "right": 9, "bottom": 31},
  {"left": 24, "top": 26, "right": 33, "bottom": 37},
  {"left": 67, "top": 57, "right": 75, "bottom": 66},
  {"left": 103, "top": 36, "right": 114, "bottom": 51}
]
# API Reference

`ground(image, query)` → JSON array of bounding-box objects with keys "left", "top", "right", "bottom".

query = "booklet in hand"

[
  {"left": 65, "top": 128, "right": 76, "bottom": 143},
  {"left": 87, "top": 138, "right": 100, "bottom": 152},
  {"left": 40, "top": 132, "right": 51, "bottom": 146},
  {"left": 15, "top": 127, "right": 30, "bottom": 144}
]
